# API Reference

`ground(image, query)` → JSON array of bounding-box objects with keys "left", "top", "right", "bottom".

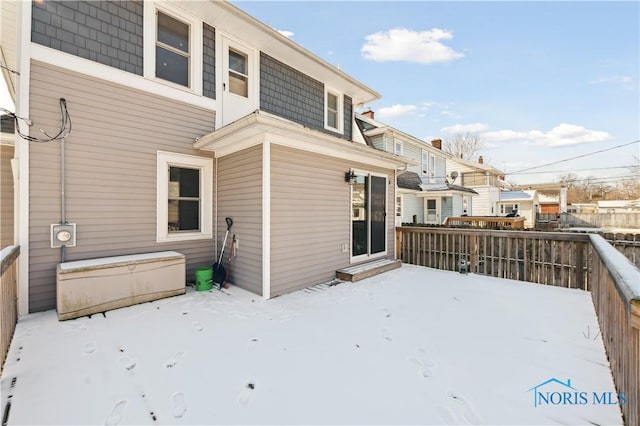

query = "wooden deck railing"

[
  {"left": 0, "top": 246, "right": 19, "bottom": 373},
  {"left": 396, "top": 227, "right": 639, "bottom": 424},
  {"left": 443, "top": 216, "right": 526, "bottom": 230}
]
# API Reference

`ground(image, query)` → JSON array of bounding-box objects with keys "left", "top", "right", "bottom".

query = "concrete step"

[{"left": 336, "top": 258, "right": 402, "bottom": 282}]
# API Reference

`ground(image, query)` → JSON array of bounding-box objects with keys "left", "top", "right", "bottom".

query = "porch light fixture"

[{"left": 345, "top": 170, "right": 357, "bottom": 185}]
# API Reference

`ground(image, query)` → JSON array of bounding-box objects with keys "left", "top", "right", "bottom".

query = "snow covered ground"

[{"left": 0, "top": 264, "right": 622, "bottom": 425}]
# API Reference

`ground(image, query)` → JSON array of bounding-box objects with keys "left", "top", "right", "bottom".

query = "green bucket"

[{"left": 194, "top": 267, "right": 213, "bottom": 291}]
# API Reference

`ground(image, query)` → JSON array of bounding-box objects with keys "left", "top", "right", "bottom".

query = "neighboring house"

[
  {"left": 355, "top": 111, "right": 476, "bottom": 225},
  {"left": 1, "top": 115, "right": 15, "bottom": 248},
  {"left": 446, "top": 155, "right": 507, "bottom": 217},
  {"left": 2, "top": 0, "right": 410, "bottom": 315},
  {"left": 597, "top": 199, "right": 640, "bottom": 213},
  {"left": 497, "top": 190, "right": 539, "bottom": 229},
  {"left": 538, "top": 193, "right": 560, "bottom": 214}
]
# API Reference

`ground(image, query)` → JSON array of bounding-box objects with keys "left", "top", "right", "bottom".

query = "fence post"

[{"left": 396, "top": 229, "right": 402, "bottom": 260}]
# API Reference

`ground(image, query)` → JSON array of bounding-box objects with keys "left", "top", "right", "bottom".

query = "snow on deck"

[{"left": 0, "top": 265, "right": 622, "bottom": 425}]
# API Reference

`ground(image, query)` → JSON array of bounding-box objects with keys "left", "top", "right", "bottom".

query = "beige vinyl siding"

[
  {"left": 270, "top": 144, "right": 395, "bottom": 296},
  {"left": 28, "top": 60, "right": 216, "bottom": 312},
  {"left": 216, "top": 145, "right": 262, "bottom": 295},
  {"left": 1, "top": 143, "right": 14, "bottom": 247}
]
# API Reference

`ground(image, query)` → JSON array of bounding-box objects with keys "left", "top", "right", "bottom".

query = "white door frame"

[
  {"left": 424, "top": 197, "right": 441, "bottom": 224},
  {"left": 220, "top": 35, "right": 259, "bottom": 126}
]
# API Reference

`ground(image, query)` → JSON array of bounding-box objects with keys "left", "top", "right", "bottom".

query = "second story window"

[
  {"left": 325, "top": 89, "right": 343, "bottom": 133},
  {"left": 394, "top": 140, "right": 403, "bottom": 155},
  {"left": 156, "top": 11, "right": 190, "bottom": 87},
  {"left": 229, "top": 49, "right": 249, "bottom": 97}
]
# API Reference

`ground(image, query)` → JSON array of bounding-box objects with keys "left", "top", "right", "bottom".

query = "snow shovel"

[
  {"left": 223, "top": 234, "right": 236, "bottom": 289},
  {"left": 213, "top": 217, "right": 233, "bottom": 289}
]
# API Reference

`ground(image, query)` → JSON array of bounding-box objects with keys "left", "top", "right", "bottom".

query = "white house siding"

[
  {"left": 216, "top": 145, "right": 263, "bottom": 295},
  {"left": 270, "top": 144, "right": 395, "bottom": 296},
  {"left": 469, "top": 187, "right": 500, "bottom": 216},
  {"left": 402, "top": 142, "right": 422, "bottom": 177},
  {"left": 401, "top": 193, "right": 423, "bottom": 224},
  {"left": 28, "top": 61, "right": 216, "bottom": 312},
  {"left": 1, "top": 144, "right": 13, "bottom": 247},
  {"left": 452, "top": 194, "right": 463, "bottom": 216}
]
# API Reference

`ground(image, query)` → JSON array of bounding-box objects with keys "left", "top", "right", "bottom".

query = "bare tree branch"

[{"left": 443, "top": 132, "right": 483, "bottom": 160}]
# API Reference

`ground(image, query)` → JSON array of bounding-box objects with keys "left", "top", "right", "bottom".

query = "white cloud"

[
  {"left": 441, "top": 123, "right": 489, "bottom": 134},
  {"left": 526, "top": 123, "right": 611, "bottom": 147},
  {"left": 277, "top": 30, "right": 294, "bottom": 38},
  {"left": 481, "top": 124, "right": 611, "bottom": 147},
  {"left": 361, "top": 28, "right": 464, "bottom": 64},
  {"left": 590, "top": 75, "right": 635, "bottom": 90},
  {"left": 377, "top": 104, "right": 418, "bottom": 119}
]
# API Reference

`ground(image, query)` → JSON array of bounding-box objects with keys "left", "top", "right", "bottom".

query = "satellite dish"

[{"left": 450, "top": 171, "right": 459, "bottom": 181}]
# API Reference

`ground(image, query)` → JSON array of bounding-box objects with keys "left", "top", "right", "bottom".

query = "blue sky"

[
  {"left": 1, "top": 1, "right": 637, "bottom": 187},
  {"left": 236, "top": 0, "right": 639, "bottom": 186}
]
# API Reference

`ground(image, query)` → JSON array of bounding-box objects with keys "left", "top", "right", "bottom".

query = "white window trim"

[
  {"left": 394, "top": 139, "right": 403, "bottom": 156},
  {"left": 324, "top": 88, "right": 344, "bottom": 134},
  {"left": 157, "top": 151, "right": 213, "bottom": 243},
  {"left": 349, "top": 169, "right": 388, "bottom": 263},
  {"left": 421, "top": 150, "right": 428, "bottom": 176},
  {"left": 144, "top": 1, "right": 203, "bottom": 95},
  {"left": 429, "top": 153, "right": 436, "bottom": 183}
]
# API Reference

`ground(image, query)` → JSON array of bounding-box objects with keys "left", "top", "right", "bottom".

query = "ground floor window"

[
  {"left": 157, "top": 151, "right": 213, "bottom": 242},
  {"left": 500, "top": 203, "right": 519, "bottom": 215}
]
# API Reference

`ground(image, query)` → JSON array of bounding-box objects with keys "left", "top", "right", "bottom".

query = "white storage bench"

[{"left": 56, "top": 251, "right": 186, "bottom": 320}]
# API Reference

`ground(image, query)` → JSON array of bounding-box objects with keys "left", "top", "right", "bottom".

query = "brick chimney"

[
  {"left": 431, "top": 139, "right": 442, "bottom": 150},
  {"left": 478, "top": 156, "right": 484, "bottom": 164},
  {"left": 362, "top": 108, "right": 374, "bottom": 120}
]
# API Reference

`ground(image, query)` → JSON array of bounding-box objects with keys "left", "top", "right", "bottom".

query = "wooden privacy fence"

[
  {"left": 396, "top": 227, "right": 640, "bottom": 425},
  {"left": 0, "top": 246, "right": 19, "bottom": 373}
]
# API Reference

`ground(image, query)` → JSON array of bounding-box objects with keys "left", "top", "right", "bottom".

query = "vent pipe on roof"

[{"left": 478, "top": 156, "right": 484, "bottom": 164}]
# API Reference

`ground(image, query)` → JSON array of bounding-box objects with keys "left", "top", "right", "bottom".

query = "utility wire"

[
  {"left": 507, "top": 140, "right": 640, "bottom": 174},
  {"left": 1, "top": 98, "right": 71, "bottom": 142},
  {"left": 509, "top": 165, "right": 635, "bottom": 175}
]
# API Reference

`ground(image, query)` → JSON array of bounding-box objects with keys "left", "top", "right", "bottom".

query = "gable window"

[
  {"left": 156, "top": 11, "right": 190, "bottom": 87},
  {"left": 325, "top": 89, "right": 343, "bottom": 133},
  {"left": 228, "top": 49, "right": 248, "bottom": 97},
  {"left": 394, "top": 140, "right": 403, "bottom": 155},
  {"left": 157, "top": 152, "right": 212, "bottom": 242}
]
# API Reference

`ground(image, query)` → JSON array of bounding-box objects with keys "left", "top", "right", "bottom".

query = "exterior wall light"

[{"left": 345, "top": 170, "right": 357, "bottom": 184}]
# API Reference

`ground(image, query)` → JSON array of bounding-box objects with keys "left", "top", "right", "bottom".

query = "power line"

[
  {"left": 507, "top": 140, "right": 640, "bottom": 175},
  {"left": 509, "top": 165, "right": 633, "bottom": 175}
]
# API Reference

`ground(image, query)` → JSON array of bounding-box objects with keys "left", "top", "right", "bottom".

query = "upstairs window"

[
  {"left": 325, "top": 89, "right": 343, "bottom": 133},
  {"left": 228, "top": 49, "right": 249, "bottom": 97},
  {"left": 394, "top": 140, "right": 403, "bottom": 155},
  {"left": 156, "top": 11, "right": 190, "bottom": 87}
]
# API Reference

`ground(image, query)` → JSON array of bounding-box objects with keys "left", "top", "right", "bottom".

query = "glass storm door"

[
  {"left": 425, "top": 198, "right": 440, "bottom": 224},
  {"left": 351, "top": 173, "right": 386, "bottom": 258}
]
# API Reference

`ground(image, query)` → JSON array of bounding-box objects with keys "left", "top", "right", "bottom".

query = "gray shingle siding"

[
  {"left": 202, "top": 23, "right": 216, "bottom": 99},
  {"left": 260, "top": 52, "right": 352, "bottom": 140},
  {"left": 32, "top": 0, "right": 144, "bottom": 75}
]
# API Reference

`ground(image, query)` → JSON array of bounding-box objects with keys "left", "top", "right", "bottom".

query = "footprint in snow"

[
  {"left": 408, "top": 356, "right": 432, "bottom": 378},
  {"left": 119, "top": 357, "right": 136, "bottom": 371},
  {"left": 247, "top": 338, "right": 258, "bottom": 351},
  {"left": 382, "top": 308, "right": 392, "bottom": 318},
  {"left": 436, "top": 404, "right": 462, "bottom": 426},
  {"left": 446, "top": 391, "right": 481, "bottom": 424},
  {"left": 84, "top": 342, "right": 96, "bottom": 354},
  {"left": 192, "top": 321, "right": 205, "bottom": 332},
  {"left": 171, "top": 392, "right": 187, "bottom": 418},
  {"left": 105, "top": 400, "right": 127, "bottom": 426},
  {"left": 381, "top": 328, "right": 392, "bottom": 342},
  {"left": 237, "top": 382, "right": 256, "bottom": 406},
  {"left": 165, "top": 352, "right": 185, "bottom": 368}
]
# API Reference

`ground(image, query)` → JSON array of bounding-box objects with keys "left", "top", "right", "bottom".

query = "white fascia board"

[{"left": 194, "top": 112, "right": 416, "bottom": 169}]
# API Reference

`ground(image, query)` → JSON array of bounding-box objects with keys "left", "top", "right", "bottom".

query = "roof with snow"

[{"left": 499, "top": 190, "right": 534, "bottom": 202}]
